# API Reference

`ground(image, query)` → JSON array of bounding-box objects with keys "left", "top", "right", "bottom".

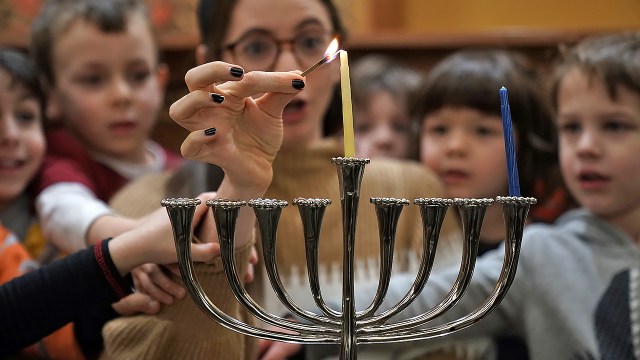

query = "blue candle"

[{"left": 499, "top": 86, "right": 521, "bottom": 197}]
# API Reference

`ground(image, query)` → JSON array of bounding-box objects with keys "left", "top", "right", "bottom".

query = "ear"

[
  {"left": 155, "top": 62, "right": 170, "bottom": 91},
  {"left": 46, "top": 88, "right": 63, "bottom": 123},
  {"left": 196, "top": 44, "right": 209, "bottom": 65}
]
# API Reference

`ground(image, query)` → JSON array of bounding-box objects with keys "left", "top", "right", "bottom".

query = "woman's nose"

[{"left": 272, "top": 43, "right": 301, "bottom": 72}]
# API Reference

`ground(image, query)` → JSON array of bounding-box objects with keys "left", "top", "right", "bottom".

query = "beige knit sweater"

[
  {"left": 105, "top": 172, "right": 256, "bottom": 360},
  {"left": 104, "top": 138, "right": 465, "bottom": 360}
]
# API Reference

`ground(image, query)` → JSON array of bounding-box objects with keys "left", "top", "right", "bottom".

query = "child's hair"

[
  {"left": 411, "top": 49, "right": 557, "bottom": 201},
  {"left": 0, "top": 48, "right": 46, "bottom": 114},
  {"left": 30, "top": 0, "right": 155, "bottom": 85},
  {"left": 550, "top": 31, "right": 640, "bottom": 111}
]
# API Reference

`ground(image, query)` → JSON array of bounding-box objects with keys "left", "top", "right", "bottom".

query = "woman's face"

[{"left": 222, "top": 0, "right": 339, "bottom": 151}]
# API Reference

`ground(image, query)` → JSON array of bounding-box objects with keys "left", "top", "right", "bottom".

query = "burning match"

[{"left": 300, "top": 38, "right": 339, "bottom": 76}]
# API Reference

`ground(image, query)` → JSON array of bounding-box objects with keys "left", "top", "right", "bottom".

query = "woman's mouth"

[{"left": 282, "top": 99, "right": 307, "bottom": 124}]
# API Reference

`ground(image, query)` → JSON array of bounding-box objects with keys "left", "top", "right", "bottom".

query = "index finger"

[
  {"left": 185, "top": 61, "right": 246, "bottom": 92},
  {"left": 218, "top": 71, "right": 304, "bottom": 100}
]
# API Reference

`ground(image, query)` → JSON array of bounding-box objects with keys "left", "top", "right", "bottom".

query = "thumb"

[
  {"left": 255, "top": 90, "right": 302, "bottom": 120},
  {"left": 112, "top": 293, "right": 161, "bottom": 316}
]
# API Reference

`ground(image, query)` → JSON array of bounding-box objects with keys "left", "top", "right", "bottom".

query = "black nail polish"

[
  {"left": 204, "top": 127, "right": 216, "bottom": 136},
  {"left": 292, "top": 79, "right": 305, "bottom": 90},
  {"left": 210, "top": 93, "right": 224, "bottom": 103},
  {"left": 230, "top": 67, "right": 244, "bottom": 78}
]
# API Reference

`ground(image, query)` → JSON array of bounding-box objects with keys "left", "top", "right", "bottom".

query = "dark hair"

[
  {"left": 30, "top": 0, "right": 155, "bottom": 84},
  {"left": 411, "top": 49, "right": 557, "bottom": 201},
  {"left": 196, "top": 0, "right": 346, "bottom": 137},
  {"left": 550, "top": 31, "right": 640, "bottom": 111},
  {"left": 0, "top": 48, "right": 46, "bottom": 116}
]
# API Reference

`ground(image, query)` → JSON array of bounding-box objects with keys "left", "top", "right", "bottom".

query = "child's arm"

[
  {"left": 36, "top": 182, "right": 126, "bottom": 253},
  {"left": 0, "top": 195, "right": 218, "bottom": 357}
]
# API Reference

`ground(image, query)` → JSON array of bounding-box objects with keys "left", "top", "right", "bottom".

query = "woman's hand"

[{"left": 169, "top": 62, "right": 305, "bottom": 193}]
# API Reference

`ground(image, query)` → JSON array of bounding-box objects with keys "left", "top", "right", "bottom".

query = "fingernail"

[
  {"left": 204, "top": 127, "right": 216, "bottom": 136},
  {"left": 230, "top": 66, "right": 244, "bottom": 77},
  {"left": 210, "top": 93, "right": 224, "bottom": 103},
  {"left": 292, "top": 79, "right": 305, "bottom": 90}
]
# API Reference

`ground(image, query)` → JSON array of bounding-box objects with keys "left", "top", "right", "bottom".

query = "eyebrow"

[
  {"left": 229, "top": 18, "right": 328, "bottom": 44},
  {"left": 294, "top": 18, "right": 326, "bottom": 31}
]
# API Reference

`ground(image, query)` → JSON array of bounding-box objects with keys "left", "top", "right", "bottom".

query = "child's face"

[
  {"left": 557, "top": 68, "right": 640, "bottom": 223},
  {"left": 420, "top": 106, "right": 509, "bottom": 199},
  {"left": 47, "top": 13, "right": 167, "bottom": 163},
  {"left": 0, "top": 69, "right": 45, "bottom": 210},
  {"left": 354, "top": 90, "right": 412, "bottom": 159}
]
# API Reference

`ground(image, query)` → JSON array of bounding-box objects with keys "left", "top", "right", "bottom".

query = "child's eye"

[
  {"left": 77, "top": 74, "right": 104, "bottom": 87},
  {"left": 603, "top": 119, "right": 633, "bottom": 133},
  {"left": 129, "top": 69, "right": 151, "bottom": 84},
  {"left": 557, "top": 121, "right": 581, "bottom": 134},
  {"left": 392, "top": 120, "right": 410, "bottom": 134},
  {"left": 424, "top": 124, "right": 447, "bottom": 135},
  {"left": 392, "top": 123, "right": 410, "bottom": 134},
  {"left": 475, "top": 126, "right": 498, "bottom": 137},
  {"left": 15, "top": 110, "right": 37, "bottom": 124},
  {"left": 355, "top": 122, "right": 372, "bottom": 134}
]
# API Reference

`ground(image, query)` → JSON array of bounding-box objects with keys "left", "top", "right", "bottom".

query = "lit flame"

[{"left": 324, "top": 38, "right": 340, "bottom": 62}]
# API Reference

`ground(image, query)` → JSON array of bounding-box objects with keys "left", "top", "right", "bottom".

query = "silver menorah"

[{"left": 162, "top": 157, "right": 536, "bottom": 360}]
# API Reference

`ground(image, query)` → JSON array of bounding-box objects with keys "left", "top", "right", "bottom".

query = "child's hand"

[
  {"left": 131, "top": 264, "right": 186, "bottom": 305},
  {"left": 169, "top": 62, "right": 305, "bottom": 193},
  {"left": 109, "top": 193, "right": 220, "bottom": 276},
  {"left": 245, "top": 245, "right": 258, "bottom": 283},
  {"left": 256, "top": 329, "right": 303, "bottom": 360},
  {"left": 112, "top": 292, "right": 162, "bottom": 316}
]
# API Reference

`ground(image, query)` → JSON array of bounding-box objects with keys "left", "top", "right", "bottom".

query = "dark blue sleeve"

[{"left": 0, "top": 240, "right": 133, "bottom": 357}]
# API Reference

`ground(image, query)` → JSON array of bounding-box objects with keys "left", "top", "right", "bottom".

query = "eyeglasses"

[{"left": 224, "top": 29, "right": 333, "bottom": 72}]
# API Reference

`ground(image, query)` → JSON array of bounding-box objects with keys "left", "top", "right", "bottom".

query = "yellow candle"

[{"left": 339, "top": 50, "right": 356, "bottom": 158}]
